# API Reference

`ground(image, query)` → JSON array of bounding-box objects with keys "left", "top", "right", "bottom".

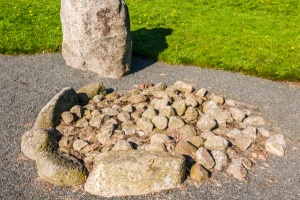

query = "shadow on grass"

[{"left": 130, "top": 28, "right": 173, "bottom": 73}]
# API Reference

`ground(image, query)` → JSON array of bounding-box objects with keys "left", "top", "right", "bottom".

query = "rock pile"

[{"left": 21, "top": 81, "right": 287, "bottom": 197}]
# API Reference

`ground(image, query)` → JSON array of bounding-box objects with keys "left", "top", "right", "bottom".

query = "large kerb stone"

[
  {"left": 61, "top": 0, "right": 132, "bottom": 78},
  {"left": 84, "top": 150, "right": 186, "bottom": 197}
]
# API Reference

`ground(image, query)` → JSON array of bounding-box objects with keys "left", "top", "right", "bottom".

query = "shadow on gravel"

[{"left": 130, "top": 28, "right": 173, "bottom": 74}]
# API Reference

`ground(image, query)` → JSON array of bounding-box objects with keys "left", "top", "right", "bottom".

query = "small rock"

[
  {"left": 227, "top": 128, "right": 242, "bottom": 138},
  {"left": 122, "top": 104, "right": 133, "bottom": 113},
  {"left": 225, "top": 99, "right": 237, "bottom": 107},
  {"left": 111, "top": 140, "right": 133, "bottom": 151},
  {"left": 73, "top": 139, "right": 89, "bottom": 151},
  {"left": 211, "top": 150, "right": 228, "bottom": 171},
  {"left": 89, "top": 115, "right": 103, "bottom": 129},
  {"left": 242, "top": 126, "right": 257, "bottom": 139},
  {"left": 202, "top": 101, "right": 219, "bottom": 113},
  {"left": 105, "top": 92, "right": 120, "bottom": 101},
  {"left": 197, "top": 115, "right": 216, "bottom": 131},
  {"left": 61, "top": 111, "right": 75, "bottom": 124},
  {"left": 151, "top": 98, "right": 169, "bottom": 110},
  {"left": 133, "top": 102, "right": 148, "bottom": 112},
  {"left": 150, "top": 134, "right": 170, "bottom": 144},
  {"left": 168, "top": 116, "right": 185, "bottom": 129},
  {"left": 77, "top": 82, "right": 106, "bottom": 105},
  {"left": 234, "top": 134, "right": 253, "bottom": 151},
  {"left": 225, "top": 147, "right": 239, "bottom": 159},
  {"left": 130, "top": 94, "right": 147, "bottom": 104},
  {"left": 195, "top": 88, "right": 207, "bottom": 97},
  {"left": 144, "top": 143, "right": 167, "bottom": 152},
  {"left": 233, "top": 158, "right": 252, "bottom": 170},
  {"left": 226, "top": 162, "right": 247, "bottom": 181},
  {"left": 190, "top": 163, "right": 209, "bottom": 182},
  {"left": 152, "top": 115, "right": 168, "bottom": 130},
  {"left": 96, "top": 129, "right": 113, "bottom": 144},
  {"left": 131, "top": 111, "right": 142, "bottom": 121},
  {"left": 184, "top": 106, "right": 199, "bottom": 122},
  {"left": 165, "top": 87, "right": 179, "bottom": 97},
  {"left": 173, "top": 81, "right": 194, "bottom": 93},
  {"left": 175, "top": 141, "right": 197, "bottom": 159},
  {"left": 244, "top": 116, "right": 266, "bottom": 126},
  {"left": 117, "top": 111, "right": 131, "bottom": 122},
  {"left": 265, "top": 134, "right": 286, "bottom": 156},
  {"left": 152, "top": 91, "right": 171, "bottom": 101},
  {"left": 172, "top": 100, "right": 187, "bottom": 116},
  {"left": 229, "top": 107, "right": 246, "bottom": 122},
  {"left": 152, "top": 82, "right": 167, "bottom": 91},
  {"left": 204, "top": 135, "right": 229, "bottom": 151},
  {"left": 137, "top": 118, "right": 154, "bottom": 132},
  {"left": 179, "top": 125, "right": 203, "bottom": 148},
  {"left": 212, "top": 127, "right": 230, "bottom": 135},
  {"left": 122, "top": 125, "right": 139, "bottom": 135},
  {"left": 75, "top": 117, "right": 89, "bottom": 127},
  {"left": 102, "top": 107, "right": 119, "bottom": 116},
  {"left": 209, "top": 93, "right": 224, "bottom": 105},
  {"left": 185, "top": 95, "right": 198, "bottom": 107},
  {"left": 159, "top": 106, "right": 176, "bottom": 118},
  {"left": 142, "top": 106, "right": 157, "bottom": 119},
  {"left": 195, "top": 147, "right": 215, "bottom": 170},
  {"left": 200, "top": 131, "right": 216, "bottom": 139},
  {"left": 258, "top": 128, "right": 271, "bottom": 137},
  {"left": 70, "top": 105, "right": 84, "bottom": 119},
  {"left": 93, "top": 94, "right": 104, "bottom": 103}
]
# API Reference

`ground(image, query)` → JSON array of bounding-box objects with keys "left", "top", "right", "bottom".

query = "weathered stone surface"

[
  {"left": 204, "top": 135, "right": 229, "bottom": 151},
  {"left": 227, "top": 128, "right": 242, "bottom": 138},
  {"left": 122, "top": 125, "right": 139, "bottom": 135},
  {"left": 142, "top": 106, "right": 157, "bottom": 119},
  {"left": 152, "top": 82, "right": 167, "bottom": 91},
  {"left": 96, "top": 129, "right": 113, "bottom": 144},
  {"left": 85, "top": 150, "right": 185, "bottom": 197},
  {"left": 184, "top": 106, "right": 199, "bottom": 121},
  {"left": 159, "top": 106, "right": 175, "bottom": 118},
  {"left": 234, "top": 134, "right": 253, "bottom": 151},
  {"left": 244, "top": 116, "right": 266, "bottom": 126},
  {"left": 117, "top": 111, "right": 131, "bottom": 122},
  {"left": 179, "top": 125, "right": 203, "bottom": 148},
  {"left": 185, "top": 95, "right": 198, "bottom": 107},
  {"left": 152, "top": 115, "right": 168, "bottom": 130},
  {"left": 61, "top": 0, "right": 132, "bottom": 78},
  {"left": 202, "top": 101, "right": 219, "bottom": 113},
  {"left": 75, "top": 117, "right": 89, "bottom": 127},
  {"left": 242, "top": 126, "right": 257, "bottom": 139},
  {"left": 36, "top": 152, "right": 88, "bottom": 186},
  {"left": 173, "top": 81, "right": 193, "bottom": 93},
  {"left": 229, "top": 107, "right": 246, "bottom": 122},
  {"left": 209, "top": 93, "right": 224, "bottom": 105},
  {"left": 130, "top": 94, "right": 147, "bottom": 104},
  {"left": 226, "top": 161, "right": 247, "bottom": 181},
  {"left": 197, "top": 114, "right": 216, "bottom": 131},
  {"left": 70, "top": 105, "right": 84, "bottom": 119},
  {"left": 73, "top": 139, "right": 89, "bottom": 151},
  {"left": 195, "top": 147, "right": 215, "bottom": 170},
  {"left": 111, "top": 140, "right": 133, "bottom": 151},
  {"left": 258, "top": 128, "right": 271, "bottom": 137},
  {"left": 137, "top": 118, "right": 154, "bottom": 132},
  {"left": 175, "top": 141, "right": 197, "bottom": 159},
  {"left": 265, "top": 134, "right": 286, "bottom": 156},
  {"left": 190, "top": 163, "right": 209, "bottom": 182},
  {"left": 77, "top": 82, "right": 106, "bottom": 105},
  {"left": 34, "top": 87, "right": 78, "bottom": 129},
  {"left": 172, "top": 100, "right": 186, "bottom": 116},
  {"left": 151, "top": 99, "right": 169, "bottom": 110},
  {"left": 168, "top": 116, "right": 185, "bottom": 129},
  {"left": 21, "top": 128, "right": 59, "bottom": 160},
  {"left": 144, "top": 143, "right": 166, "bottom": 152},
  {"left": 211, "top": 150, "right": 228, "bottom": 171},
  {"left": 195, "top": 88, "right": 207, "bottom": 97},
  {"left": 61, "top": 111, "right": 75, "bottom": 124},
  {"left": 225, "top": 99, "right": 237, "bottom": 107}
]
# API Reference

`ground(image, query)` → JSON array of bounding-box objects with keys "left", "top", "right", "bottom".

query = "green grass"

[{"left": 0, "top": 0, "right": 299, "bottom": 81}]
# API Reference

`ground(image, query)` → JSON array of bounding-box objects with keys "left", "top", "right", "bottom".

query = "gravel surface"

[{"left": 0, "top": 53, "right": 299, "bottom": 199}]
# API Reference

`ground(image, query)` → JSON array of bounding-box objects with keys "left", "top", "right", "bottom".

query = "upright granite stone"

[
  {"left": 61, "top": 0, "right": 132, "bottom": 78},
  {"left": 85, "top": 150, "right": 186, "bottom": 197}
]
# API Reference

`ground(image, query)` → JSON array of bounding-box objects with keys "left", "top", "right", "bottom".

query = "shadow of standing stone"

[{"left": 60, "top": 0, "right": 132, "bottom": 78}]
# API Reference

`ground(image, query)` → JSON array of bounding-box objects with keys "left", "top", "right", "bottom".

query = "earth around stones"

[{"left": 21, "top": 81, "right": 287, "bottom": 197}]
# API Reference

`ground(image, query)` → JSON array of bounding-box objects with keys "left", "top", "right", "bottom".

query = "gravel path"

[{"left": 0, "top": 53, "right": 299, "bottom": 199}]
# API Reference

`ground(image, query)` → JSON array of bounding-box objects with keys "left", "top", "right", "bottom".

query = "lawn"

[{"left": 0, "top": 0, "right": 299, "bottom": 81}]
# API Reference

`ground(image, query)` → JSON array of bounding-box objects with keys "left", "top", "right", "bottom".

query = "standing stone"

[{"left": 61, "top": 0, "right": 132, "bottom": 78}]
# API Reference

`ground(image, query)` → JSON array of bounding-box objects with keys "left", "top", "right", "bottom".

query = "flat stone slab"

[{"left": 84, "top": 150, "right": 186, "bottom": 197}]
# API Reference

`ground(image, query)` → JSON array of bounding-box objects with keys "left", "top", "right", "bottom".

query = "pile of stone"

[{"left": 21, "top": 81, "right": 286, "bottom": 197}]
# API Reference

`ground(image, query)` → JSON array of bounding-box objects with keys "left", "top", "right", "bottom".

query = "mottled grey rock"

[
  {"left": 142, "top": 106, "right": 157, "bottom": 119},
  {"left": 242, "top": 126, "right": 257, "bottom": 139},
  {"left": 244, "top": 116, "right": 266, "bottom": 126},
  {"left": 159, "top": 106, "right": 175, "bottom": 118},
  {"left": 173, "top": 81, "right": 194, "bottom": 93},
  {"left": 36, "top": 152, "right": 88, "bottom": 186},
  {"left": 197, "top": 114, "right": 216, "bottom": 131},
  {"left": 190, "top": 163, "right": 209, "bottom": 182},
  {"left": 137, "top": 118, "right": 154, "bottom": 132},
  {"left": 211, "top": 150, "right": 228, "bottom": 171},
  {"left": 61, "top": 0, "right": 132, "bottom": 78},
  {"left": 226, "top": 161, "right": 247, "bottom": 181},
  {"left": 265, "top": 134, "right": 286, "bottom": 156},
  {"left": 168, "top": 116, "right": 185, "bottom": 129},
  {"left": 229, "top": 107, "right": 246, "bottom": 122},
  {"left": 70, "top": 105, "right": 84, "bottom": 119},
  {"left": 234, "top": 134, "right": 253, "bottom": 151},
  {"left": 34, "top": 87, "right": 78, "bottom": 129},
  {"left": 152, "top": 115, "right": 168, "bottom": 130},
  {"left": 204, "top": 135, "right": 229, "bottom": 151},
  {"left": 77, "top": 82, "right": 106, "bottom": 105},
  {"left": 195, "top": 147, "right": 215, "bottom": 170},
  {"left": 184, "top": 106, "right": 199, "bottom": 122},
  {"left": 61, "top": 111, "right": 75, "bottom": 124},
  {"left": 111, "top": 140, "right": 133, "bottom": 151},
  {"left": 122, "top": 125, "right": 139, "bottom": 135},
  {"left": 85, "top": 151, "right": 185, "bottom": 196},
  {"left": 172, "top": 100, "right": 186, "bottom": 116},
  {"left": 21, "top": 128, "right": 59, "bottom": 160}
]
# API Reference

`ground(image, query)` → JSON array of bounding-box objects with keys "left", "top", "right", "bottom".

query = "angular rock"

[
  {"left": 211, "top": 150, "right": 228, "bottom": 171},
  {"left": 96, "top": 129, "right": 113, "bottom": 144},
  {"left": 73, "top": 139, "right": 89, "bottom": 151},
  {"left": 144, "top": 143, "right": 167, "bottom": 152},
  {"left": 150, "top": 134, "right": 170, "bottom": 144},
  {"left": 89, "top": 115, "right": 103, "bottom": 129},
  {"left": 122, "top": 124, "right": 139, "bottom": 135},
  {"left": 227, "top": 128, "right": 242, "bottom": 138},
  {"left": 85, "top": 151, "right": 185, "bottom": 196},
  {"left": 190, "top": 163, "right": 209, "bottom": 182},
  {"left": 197, "top": 114, "right": 216, "bottom": 131},
  {"left": 234, "top": 134, "right": 253, "bottom": 151},
  {"left": 225, "top": 99, "right": 237, "bottom": 107},
  {"left": 21, "top": 128, "right": 59, "bottom": 160},
  {"left": 265, "top": 134, "right": 286, "bottom": 156},
  {"left": 111, "top": 140, "right": 133, "bottom": 151},
  {"left": 175, "top": 141, "right": 197, "bottom": 159},
  {"left": 173, "top": 81, "right": 194, "bottom": 93},
  {"left": 159, "top": 106, "right": 175, "bottom": 118},
  {"left": 204, "top": 135, "right": 229, "bottom": 151},
  {"left": 209, "top": 93, "right": 224, "bottom": 105},
  {"left": 152, "top": 82, "right": 167, "bottom": 91},
  {"left": 242, "top": 126, "right": 257, "bottom": 139},
  {"left": 137, "top": 118, "right": 154, "bottom": 132},
  {"left": 117, "top": 111, "right": 131, "bottom": 122},
  {"left": 152, "top": 91, "right": 171, "bottom": 101},
  {"left": 131, "top": 111, "right": 142, "bottom": 121},
  {"left": 258, "top": 128, "right": 271, "bottom": 138},
  {"left": 130, "top": 94, "right": 147, "bottom": 104},
  {"left": 70, "top": 105, "right": 84, "bottom": 119},
  {"left": 75, "top": 117, "right": 89, "bottom": 127},
  {"left": 226, "top": 161, "right": 247, "bottom": 181},
  {"left": 61, "top": 0, "right": 132, "bottom": 78},
  {"left": 61, "top": 111, "right": 75, "bottom": 124},
  {"left": 93, "top": 94, "right": 104, "bottom": 104},
  {"left": 195, "top": 88, "right": 207, "bottom": 97},
  {"left": 229, "top": 107, "right": 246, "bottom": 122},
  {"left": 195, "top": 147, "right": 215, "bottom": 170},
  {"left": 185, "top": 95, "right": 198, "bottom": 107},
  {"left": 77, "top": 82, "right": 106, "bottom": 105},
  {"left": 172, "top": 100, "right": 186, "bottom": 116},
  {"left": 105, "top": 92, "right": 120, "bottom": 101},
  {"left": 225, "top": 147, "right": 239, "bottom": 159},
  {"left": 244, "top": 116, "right": 266, "bottom": 126},
  {"left": 152, "top": 115, "right": 168, "bottom": 130},
  {"left": 151, "top": 98, "right": 169, "bottom": 110},
  {"left": 202, "top": 101, "right": 219, "bottom": 113},
  {"left": 179, "top": 125, "right": 203, "bottom": 148},
  {"left": 36, "top": 152, "right": 88, "bottom": 186},
  {"left": 142, "top": 106, "right": 157, "bottom": 119},
  {"left": 184, "top": 106, "right": 199, "bottom": 122},
  {"left": 168, "top": 116, "right": 185, "bottom": 129},
  {"left": 34, "top": 87, "right": 78, "bottom": 129},
  {"left": 122, "top": 104, "right": 133, "bottom": 113}
]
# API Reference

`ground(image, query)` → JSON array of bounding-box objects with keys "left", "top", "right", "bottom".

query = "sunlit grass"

[{"left": 0, "top": 0, "right": 299, "bottom": 81}]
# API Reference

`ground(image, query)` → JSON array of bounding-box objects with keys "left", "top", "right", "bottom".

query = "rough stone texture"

[
  {"left": 211, "top": 150, "right": 228, "bottom": 171},
  {"left": 85, "top": 150, "right": 185, "bottom": 197},
  {"left": 34, "top": 87, "right": 78, "bottom": 129},
  {"left": 111, "top": 140, "right": 133, "bottom": 151},
  {"left": 77, "top": 82, "right": 106, "bottom": 105},
  {"left": 234, "top": 134, "right": 253, "bottom": 151},
  {"left": 179, "top": 125, "right": 203, "bottom": 148},
  {"left": 226, "top": 162, "right": 247, "bottom": 181},
  {"left": 209, "top": 93, "right": 224, "bottom": 105},
  {"left": 242, "top": 126, "right": 257, "bottom": 139},
  {"left": 70, "top": 105, "right": 84, "bottom": 119},
  {"left": 175, "top": 141, "right": 197, "bottom": 159},
  {"left": 61, "top": 111, "right": 75, "bottom": 124},
  {"left": 61, "top": 0, "right": 132, "bottom": 78},
  {"left": 265, "top": 134, "right": 286, "bottom": 156},
  {"left": 152, "top": 115, "right": 168, "bottom": 130},
  {"left": 244, "top": 116, "right": 266, "bottom": 126},
  {"left": 173, "top": 81, "right": 194, "bottom": 93},
  {"left": 190, "top": 163, "right": 209, "bottom": 182},
  {"left": 195, "top": 147, "right": 215, "bottom": 170},
  {"left": 36, "top": 152, "right": 88, "bottom": 186},
  {"left": 150, "top": 134, "right": 170, "bottom": 144},
  {"left": 142, "top": 106, "right": 157, "bottom": 119},
  {"left": 184, "top": 106, "right": 199, "bottom": 121},
  {"left": 172, "top": 100, "right": 186, "bottom": 116},
  {"left": 159, "top": 106, "right": 175, "bottom": 118},
  {"left": 137, "top": 118, "right": 154, "bottom": 132},
  {"left": 168, "top": 116, "right": 185, "bottom": 129},
  {"left": 229, "top": 107, "right": 246, "bottom": 122},
  {"left": 204, "top": 135, "right": 229, "bottom": 151},
  {"left": 21, "top": 128, "right": 59, "bottom": 160},
  {"left": 197, "top": 114, "right": 216, "bottom": 131}
]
